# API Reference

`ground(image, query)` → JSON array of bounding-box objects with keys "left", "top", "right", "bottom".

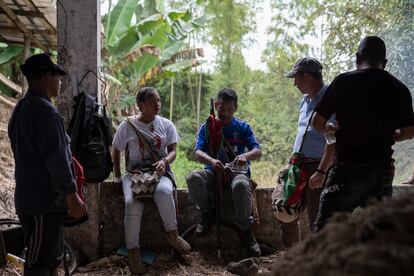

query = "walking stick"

[
  {"left": 214, "top": 172, "right": 222, "bottom": 260},
  {"left": 208, "top": 98, "right": 222, "bottom": 259}
]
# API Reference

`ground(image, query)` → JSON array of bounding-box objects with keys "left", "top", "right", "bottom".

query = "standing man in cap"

[
  {"left": 8, "top": 53, "right": 86, "bottom": 276},
  {"left": 312, "top": 36, "right": 414, "bottom": 232},
  {"left": 278, "top": 57, "right": 335, "bottom": 247}
]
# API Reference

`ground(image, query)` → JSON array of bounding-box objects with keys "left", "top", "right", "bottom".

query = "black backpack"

[{"left": 68, "top": 92, "right": 113, "bottom": 183}]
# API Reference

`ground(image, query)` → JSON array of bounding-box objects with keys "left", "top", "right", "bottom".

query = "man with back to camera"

[
  {"left": 8, "top": 53, "right": 86, "bottom": 276},
  {"left": 312, "top": 36, "right": 414, "bottom": 232},
  {"left": 278, "top": 57, "right": 335, "bottom": 247}
]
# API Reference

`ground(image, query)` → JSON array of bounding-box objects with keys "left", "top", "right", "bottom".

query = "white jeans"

[{"left": 122, "top": 173, "right": 177, "bottom": 249}]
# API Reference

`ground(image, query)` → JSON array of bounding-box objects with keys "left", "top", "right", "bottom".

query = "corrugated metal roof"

[{"left": 0, "top": 0, "right": 56, "bottom": 50}]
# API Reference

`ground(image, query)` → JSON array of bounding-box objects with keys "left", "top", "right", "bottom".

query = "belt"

[{"left": 303, "top": 157, "right": 321, "bottom": 163}]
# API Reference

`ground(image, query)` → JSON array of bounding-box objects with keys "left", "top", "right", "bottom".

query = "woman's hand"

[{"left": 153, "top": 159, "right": 168, "bottom": 176}]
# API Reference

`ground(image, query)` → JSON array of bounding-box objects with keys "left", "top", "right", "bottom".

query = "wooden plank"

[
  {"left": 0, "top": 72, "right": 22, "bottom": 94},
  {"left": 11, "top": 9, "right": 42, "bottom": 17},
  {"left": 0, "top": 0, "right": 46, "bottom": 50},
  {"left": 0, "top": 26, "right": 54, "bottom": 35},
  {"left": 22, "top": 35, "right": 30, "bottom": 94},
  {"left": 0, "top": 93, "right": 16, "bottom": 107},
  {"left": 22, "top": 0, "right": 55, "bottom": 31}
]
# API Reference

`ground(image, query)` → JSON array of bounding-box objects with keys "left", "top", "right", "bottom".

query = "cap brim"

[
  {"left": 51, "top": 64, "right": 66, "bottom": 75},
  {"left": 285, "top": 69, "right": 297, "bottom": 78},
  {"left": 20, "top": 63, "right": 66, "bottom": 76}
]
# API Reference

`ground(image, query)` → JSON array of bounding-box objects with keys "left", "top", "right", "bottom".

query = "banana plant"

[{"left": 103, "top": 0, "right": 208, "bottom": 91}]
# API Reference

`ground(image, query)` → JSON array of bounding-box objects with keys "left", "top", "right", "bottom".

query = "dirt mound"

[{"left": 271, "top": 192, "right": 414, "bottom": 276}]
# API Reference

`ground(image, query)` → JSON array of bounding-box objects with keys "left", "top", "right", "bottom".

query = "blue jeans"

[{"left": 313, "top": 162, "right": 394, "bottom": 232}]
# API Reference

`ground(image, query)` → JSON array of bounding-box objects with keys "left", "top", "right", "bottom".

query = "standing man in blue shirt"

[
  {"left": 186, "top": 88, "right": 262, "bottom": 257},
  {"left": 279, "top": 57, "right": 335, "bottom": 247},
  {"left": 8, "top": 53, "right": 86, "bottom": 276}
]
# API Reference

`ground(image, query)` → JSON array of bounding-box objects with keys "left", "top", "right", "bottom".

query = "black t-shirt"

[{"left": 315, "top": 68, "right": 414, "bottom": 165}]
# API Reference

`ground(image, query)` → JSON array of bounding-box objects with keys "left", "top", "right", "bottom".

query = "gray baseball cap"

[{"left": 285, "top": 57, "right": 323, "bottom": 78}]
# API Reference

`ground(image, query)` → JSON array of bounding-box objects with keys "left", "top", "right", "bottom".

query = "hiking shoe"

[
  {"left": 166, "top": 230, "right": 192, "bottom": 255},
  {"left": 238, "top": 228, "right": 261, "bottom": 257},
  {"left": 127, "top": 247, "right": 147, "bottom": 275},
  {"left": 227, "top": 258, "right": 259, "bottom": 276},
  {"left": 195, "top": 211, "right": 213, "bottom": 237}
]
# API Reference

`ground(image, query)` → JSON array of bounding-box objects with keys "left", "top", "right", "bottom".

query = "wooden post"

[
  {"left": 22, "top": 35, "right": 30, "bottom": 95},
  {"left": 57, "top": 0, "right": 101, "bottom": 263}
]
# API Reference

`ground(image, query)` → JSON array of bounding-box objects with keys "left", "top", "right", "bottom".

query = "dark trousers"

[
  {"left": 280, "top": 161, "right": 323, "bottom": 247},
  {"left": 313, "top": 162, "right": 394, "bottom": 233},
  {"left": 18, "top": 212, "right": 65, "bottom": 276}
]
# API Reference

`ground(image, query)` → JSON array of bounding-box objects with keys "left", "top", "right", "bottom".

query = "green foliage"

[
  {"left": 171, "top": 150, "right": 203, "bottom": 188},
  {"left": 0, "top": 46, "right": 22, "bottom": 65},
  {"left": 102, "top": 0, "right": 414, "bottom": 186}
]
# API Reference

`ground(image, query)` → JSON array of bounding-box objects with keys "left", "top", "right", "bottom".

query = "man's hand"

[
  {"left": 153, "top": 160, "right": 167, "bottom": 176},
  {"left": 309, "top": 171, "right": 326, "bottom": 189},
  {"left": 210, "top": 158, "right": 225, "bottom": 173},
  {"left": 234, "top": 155, "right": 247, "bottom": 166},
  {"left": 66, "top": 193, "right": 87, "bottom": 219},
  {"left": 278, "top": 164, "right": 291, "bottom": 178}
]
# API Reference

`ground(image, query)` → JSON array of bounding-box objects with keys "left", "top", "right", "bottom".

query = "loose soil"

[{"left": 271, "top": 191, "right": 414, "bottom": 276}]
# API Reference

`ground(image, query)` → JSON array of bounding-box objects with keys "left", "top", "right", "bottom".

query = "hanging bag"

[
  {"left": 125, "top": 118, "right": 176, "bottom": 200},
  {"left": 272, "top": 113, "right": 313, "bottom": 221}
]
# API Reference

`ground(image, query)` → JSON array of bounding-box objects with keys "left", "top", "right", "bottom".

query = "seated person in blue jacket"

[{"left": 186, "top": 88, "right": 262, "bottom": 257}]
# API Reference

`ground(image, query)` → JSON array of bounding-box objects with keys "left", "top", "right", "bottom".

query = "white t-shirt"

[{"left": 112, "top": 115, "right": 180, "bottom": 169}]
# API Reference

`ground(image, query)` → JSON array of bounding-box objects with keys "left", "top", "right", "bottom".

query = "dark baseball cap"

[
  {"left": 20, "top": 53, "right": 66, "bottom": 77},
  {"left": 285, "top": 57, "right": 323, "bottom": 78}
]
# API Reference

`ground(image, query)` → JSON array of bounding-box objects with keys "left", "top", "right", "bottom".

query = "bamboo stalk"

[
  {"left": 187, "top": 72, "right": 195, "bottom": 115},
  {"left": 169, "top": 77, "right": 174, "bottom": 121},
  {"left": 196, "top": 68, "right": 202, "bottom": 126}
]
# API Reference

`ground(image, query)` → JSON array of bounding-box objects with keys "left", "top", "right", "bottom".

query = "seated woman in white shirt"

[{"left": 112, "top": 87, "right": 191, "bottom": 274}]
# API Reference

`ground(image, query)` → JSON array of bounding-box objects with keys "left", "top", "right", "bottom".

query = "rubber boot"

[
  {"left": 166, "top": 230, "right": 191, "bottom": 255},
  {"left": 49, "top": 267, "right": 58, "bottom": 276},
  {"left": 127, "top": 247, "right": 147, "bottom": 275},
  {"left": 195, "top": 211, "right": 213, "bottom": 237},
  {"left": 280, "top": 220, "right": 299, "bottom": 248},
  {"left": 238, "top": 227, "right": 261, "bottom": 257}
]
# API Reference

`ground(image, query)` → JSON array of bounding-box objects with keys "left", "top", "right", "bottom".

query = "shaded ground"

[
  {"left": 1, "top": 248, "right": 283, "bottom": 275},
  {"left": 0, "top": 101, "right": 16, "bottom": 220}
]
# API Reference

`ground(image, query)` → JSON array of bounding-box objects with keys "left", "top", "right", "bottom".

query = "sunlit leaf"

[
  {"left": 0, "top": 46, "right": 23, "bottom": 65},
  {"left": 107, "top": 0, "right": 138, "bottom": 46}
]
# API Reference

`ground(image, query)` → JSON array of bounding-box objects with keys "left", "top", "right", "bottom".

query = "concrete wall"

[
  {"left": 66, "top": 183, "right": 414, "bottom": 262},
  {"left": 98, "top": 185, "right": 292, "bottom": 256}
]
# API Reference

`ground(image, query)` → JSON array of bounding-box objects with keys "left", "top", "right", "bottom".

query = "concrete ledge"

[{"left": 66, "top": 183, "right": 414, "bottom": 262}]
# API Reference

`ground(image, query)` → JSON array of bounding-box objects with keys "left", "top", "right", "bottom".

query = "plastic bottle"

[
  {"left": 6, "top": 253, "right": 25, "bottom": 268},
  {"left": 325, "top": 122, "right": 336, "bottom": 145}
]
